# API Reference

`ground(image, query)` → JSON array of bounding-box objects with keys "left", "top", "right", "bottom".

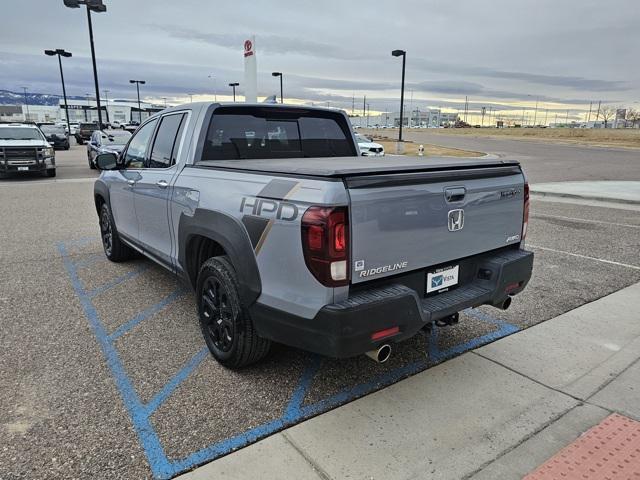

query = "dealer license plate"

[
  {"left": 17, "top": 166, "right": 29, "bottom": 171},
  {"left": 426, "top": 265, "right": 459, "bottom": 294}
]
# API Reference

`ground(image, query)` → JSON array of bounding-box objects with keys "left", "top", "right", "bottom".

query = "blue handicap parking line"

[{"left": 58, "top": 239, "right": 521, "bottom": 479}]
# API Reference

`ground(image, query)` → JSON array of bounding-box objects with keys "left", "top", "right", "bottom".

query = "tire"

[
  {"left": 45, "top": 169, "right": 56, "bottom": 178},
  {"left": 89, "top": 157, "right": 96, "bottom": 170},
  {"left": 64, "top": 143, "right": 70, "bottom": 150},
  {"left": 197, "top": 256, "right": 271, "bottom": 368},
  {"left": 99, "top": 202, "right": 134, "bottom": 262}
]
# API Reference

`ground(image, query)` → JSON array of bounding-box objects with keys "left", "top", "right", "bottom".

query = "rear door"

[
  {"left": 133, "top": 112, "right": 188, "bottom": 268},
  {"left": 348, "top": 165, "right": 525, "bottom": 284}
]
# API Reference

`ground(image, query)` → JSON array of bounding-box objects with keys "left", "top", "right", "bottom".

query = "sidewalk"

[
  {"left": 531, "top": 180, "right": 640, "bottom": 205},
  {"left": 178, "top": 282, "right": 640, "bottom": 480}
]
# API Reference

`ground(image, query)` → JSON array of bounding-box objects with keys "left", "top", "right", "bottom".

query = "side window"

[
  {"left": 148, "top": 113, "right": 186, "bottom": 168},
  {"left": 122, "top": 119, "right": 157, "bottom": 169}
]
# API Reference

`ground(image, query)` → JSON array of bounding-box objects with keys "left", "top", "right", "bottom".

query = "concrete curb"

[{"left": 531, "top": 190, "right": 640, "bottom": 206}]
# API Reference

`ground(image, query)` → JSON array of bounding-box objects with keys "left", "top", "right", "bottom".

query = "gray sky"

[{"left": 1, "top": 0, "right": 638, "bottom": 122}]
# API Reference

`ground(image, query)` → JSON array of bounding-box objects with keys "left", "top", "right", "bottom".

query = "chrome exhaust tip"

[{"left": 365, "top": 344, "right": 391, "bottom": 363}]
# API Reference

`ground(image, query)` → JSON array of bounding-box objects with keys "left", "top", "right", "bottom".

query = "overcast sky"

[{"left": 1, "top": 0, "right": 638, "bottom": 122}]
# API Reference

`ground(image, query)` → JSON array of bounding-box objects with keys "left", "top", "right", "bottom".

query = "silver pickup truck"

[{"left": 94, "top": 103, "right": 533, "bottom": 368}]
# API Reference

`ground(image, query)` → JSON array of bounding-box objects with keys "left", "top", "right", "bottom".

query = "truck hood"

[
  {"left": 0, "top": 139, "right": 49, "bottom": 147},
  {"left": 198, "top": 156, "right": 519, "bottom": 178}
]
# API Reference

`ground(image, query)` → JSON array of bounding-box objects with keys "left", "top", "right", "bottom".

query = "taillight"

[
  {"left": 301, "top": 206, "right": 350, "bottom": 287},
  {"left": 522, "top": 182, "right": 530, "bottom": 241}
]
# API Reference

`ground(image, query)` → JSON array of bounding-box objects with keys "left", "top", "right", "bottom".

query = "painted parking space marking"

[
  {"left": 58, "top": 238, "right": 521, "bottom": 479},
  {"left": 528, "top": 244, "right": 640, "bottom": 270}
]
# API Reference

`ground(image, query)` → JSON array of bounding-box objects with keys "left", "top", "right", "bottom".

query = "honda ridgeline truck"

[{"left": 93, "top": 103, "right": 533, "bottom": 368}]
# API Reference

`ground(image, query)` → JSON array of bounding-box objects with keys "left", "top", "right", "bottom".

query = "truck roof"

[{"left": 197, "top": 156, "right": 520, "bottom": 178}]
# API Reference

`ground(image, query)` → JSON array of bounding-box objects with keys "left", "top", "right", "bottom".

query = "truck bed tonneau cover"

[{"left": 196, "top": 156, "right": 520, "bottom": 178}]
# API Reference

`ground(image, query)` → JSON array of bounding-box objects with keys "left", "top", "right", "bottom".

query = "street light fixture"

[
  {"left": 63, "top": 0, "right": 107, "bottom": 127},
  {"left": 21, "top": 87, "right": 30, "bottom": 122},
  {"left": 391, "top": 49, "right": 406, "bottom": 142},
  {"left": 129, "top": 79, "right": 145, "bottom": 123},
  {"left": 44, "top": 49, "right": 73, "bottom": 133},
  {"left": 271, "top": 72, "right": 283, "bottom": 104},
  {"left": 207, "top": 75, "right": 217, "bottom": 102},
  {"left": 229, "top": 82, "right": 239, "bottom": 102}
]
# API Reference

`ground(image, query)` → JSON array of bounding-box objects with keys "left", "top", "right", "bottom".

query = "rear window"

[{"left": 200, "top": 107, "right": 355, "bottom": 161}]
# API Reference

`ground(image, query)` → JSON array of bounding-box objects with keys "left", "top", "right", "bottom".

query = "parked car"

[
  {"left": 0, "top": 123, "right": 56, "bottom": 177},
  {"left": 40, "top": 124, "right": 70, "bottom": 150},
  {"left": 355, "top": 133, "right": 385, "bottom": 156},
  {"left": 75, "top": 122, "right": 100, "bottom": 145},
  {"left": 93, "top": 103, "right": 533, "bottom": 368},
  {"left": 87, "top": 129, "right": 131, "bottom": 169},
  {"left": 118, "top": 121, "right": 140, "bottom": 133}
]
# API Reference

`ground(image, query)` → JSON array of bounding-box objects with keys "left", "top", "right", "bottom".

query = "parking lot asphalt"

[
  {"left": 1, "top": 144, "right": 639, "bottom": 479},
  {"left": 361, "top": 128, "right": 640, "bottom": 183}
]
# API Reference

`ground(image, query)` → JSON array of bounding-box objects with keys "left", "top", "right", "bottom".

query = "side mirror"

[{"left": 95, "top": 152, "right": 118, "bottom": 170}]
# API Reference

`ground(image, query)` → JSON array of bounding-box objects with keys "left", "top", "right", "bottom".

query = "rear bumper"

[{"left": 251, "top": 248, "right": 533, "bottom": 358}]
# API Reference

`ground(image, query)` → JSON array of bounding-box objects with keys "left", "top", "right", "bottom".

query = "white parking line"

[
  {"left": 527, "top": 244, "right": 640, "bottom": 270},
  {"left": 533, "top": 213, "right": 640, "bottom": 229}
]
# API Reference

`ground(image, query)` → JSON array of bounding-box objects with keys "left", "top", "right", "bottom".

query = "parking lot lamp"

[
  {"left": 208, "top": 75, "right": 217, "bottom": 101},
  {"left": 45, "top": 49, "right": 72, "bottom": 133},
  {"left": 229, "top": 83, "right": 239, "bottom": 102},
  {"left": 271, "top": 72, "right": 283, "bottom": 103},
  {"left": 63, "top": 0, "right": 107, "bottom": 128},
  {"left": 391, "top": 49, "right": 406, "bottom": 142},
  {"left": 21, "top": 86, "right": 31, "bottom": 122},
  {"left": 129, "top": 80, "right": 145, "bottom": 122}
]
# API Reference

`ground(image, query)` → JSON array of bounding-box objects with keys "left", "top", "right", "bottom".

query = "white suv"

[{"left": 0, "top": 123, "right": 56, "bottom": 178}]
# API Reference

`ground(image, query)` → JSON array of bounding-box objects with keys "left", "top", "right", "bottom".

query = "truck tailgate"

[{"left": 348, "top": 164, "right": 525, "bottom": 284}]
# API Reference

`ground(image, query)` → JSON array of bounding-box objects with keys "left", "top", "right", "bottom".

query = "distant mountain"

[{"left": 0, "top": 89, "right": 85, "bottom": 106}]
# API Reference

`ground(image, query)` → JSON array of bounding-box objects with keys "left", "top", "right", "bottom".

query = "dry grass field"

[
  {"left": 403, "top": 127, "right": 640, "bottom": 149},
  {"left": 370, "top": 136, "right": 484, "bottom": 157}
]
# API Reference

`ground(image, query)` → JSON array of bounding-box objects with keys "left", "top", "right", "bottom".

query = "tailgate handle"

[{"left": 445, "top": 187, "right": 466, "bottom": 202}]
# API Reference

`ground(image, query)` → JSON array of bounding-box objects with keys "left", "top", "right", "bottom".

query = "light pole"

[
  {"left": 44, "top": 49, "right": 72, "bottom": 133},
  {"left": 85, "top": 93, "right": 92, "bottom": 121},
  {"left": 229, "top": 83, "right": 239, "bottom": 102},
  {"left": 162, "top": 97, "right": 167, "bottom": 108},
  {"left": 187, "top": 93, "right": 193, "bottom": 103},
  {"left": 208, "top": 75, "right": 217, "bottom": 101},
  {"left": 391, "top": 49, "right": 406, "bottom": 142},
  {"left": 63, "top": 0, "right": 107, "bottom": 128},
  {"left": 271, "top": 72, "right": 283, "bottom": 103},
  {"left": 103, "top": 89, "right": 110, "bottom": 124},
  {"left": 21, "top": 87, "right": 31, "bottom": 122},
  {"left": 129, "top": 79, "right": 145, "bottom": 123}
]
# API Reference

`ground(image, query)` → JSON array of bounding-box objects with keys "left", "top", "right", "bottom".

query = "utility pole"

[
  {"left": 64, "top": 0, "right": 108, "bottom": 127},
  {"left": 21, "top": 87, "right": 30, "bottom": 122},
  {"left": 587, "top": 101, "right": 593, "bottom": 123},
  {"left": 391, "top": 49, "right": 406, "bottom": 142},
  {"left": 129, "top": 79, "right": 145, "bottom": 122},
  {"left": 566, "top": 110, "right": 570, "bottom": 125},
  {"left": 595, "top": 100, "right": 601, "bottom": 121},
  {"left": 533, "top": 96, "right": 539, "bottom": 126},
  {"left": 44, "top": 49, "right": 73, "bottom": 133},
  {"left": 103, "top": 89, "right": 110, "bottom": 123}
]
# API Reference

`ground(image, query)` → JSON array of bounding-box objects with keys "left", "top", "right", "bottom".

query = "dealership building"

[
  {"left": 0, "top": 98, "right": 165, "bottom": 124},
  {"left": 59, "top": 98, "right": 165, "bottom": 124}
]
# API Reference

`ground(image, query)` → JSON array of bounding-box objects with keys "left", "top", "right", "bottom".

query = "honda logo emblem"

[{"left": 448, "top": 209, "right": 464, "bottom": 231}]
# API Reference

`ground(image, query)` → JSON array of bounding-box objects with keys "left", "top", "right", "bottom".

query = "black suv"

[
  {"left": 75, "top": 122, "right": 100, "bottom": 145},
  {"left": 40, "top": 124, "right": 70, "bottom": 150}
]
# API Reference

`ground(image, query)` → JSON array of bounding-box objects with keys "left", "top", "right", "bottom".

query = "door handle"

[
  {"left": 445, "top": 187, "right": 466, "bottom": 202},
  {"left": 156, "top": 180, "right": 168, "bottom": 189},
  {"left": 126, "top": 179, "right": 136, "bottom": 186}
]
